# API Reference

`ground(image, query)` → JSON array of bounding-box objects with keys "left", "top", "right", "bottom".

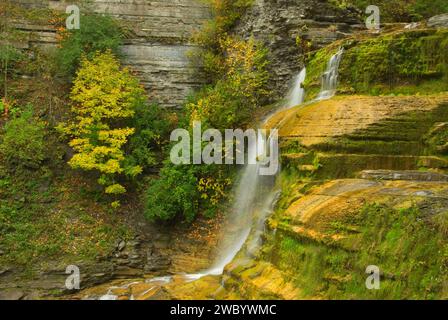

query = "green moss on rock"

[{"left": 304, "top": 29, "right": 448, "bottom": 100}]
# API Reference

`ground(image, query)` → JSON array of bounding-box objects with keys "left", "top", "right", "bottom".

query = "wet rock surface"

[
  {"left": 234, "top": 0, "right": 363, "bottom": 101},
  {"left": 428, "top": 13, "right": 448, "bottom": 28},
  {"left": 359, "top": 170, "right": 448, "bottom": 182}
]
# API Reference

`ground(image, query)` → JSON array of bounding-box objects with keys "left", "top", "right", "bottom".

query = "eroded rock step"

[{"left": 360, "top": 170, "right": 448, "bottom": 182}]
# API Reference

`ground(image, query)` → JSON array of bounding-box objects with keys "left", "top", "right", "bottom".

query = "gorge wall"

[
  {"left": 14, "top": 0, "right": 211, "bottom": 108},
  {"left": 14, "top": 0, "right": 365, "bottom": 106},
  {"left": 235, "top": 0, "right": 363, "bottom": 100}
]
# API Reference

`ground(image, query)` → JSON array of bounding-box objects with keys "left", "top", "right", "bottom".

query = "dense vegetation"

[
  {"left": 0, "top": 6, "right": 166, "bottom": 270},
  {"left": 0, "top": 0, "right": 267, "bottom": 271},
  {"left": 56, "top": 14, "right": 123, "bottom": 78},
  {"left": 58, "top": 52, "right": 146, "bottom": 207},
  {"left": 144, "top": 0, "right": 270, "bottom": 222},
  {"left": 1, "top": 0, "right": 447, "bottom": 300}
]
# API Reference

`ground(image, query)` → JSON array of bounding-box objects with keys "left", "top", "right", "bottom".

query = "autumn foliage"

[{"left": 58, "top": 51, "right": 145, "bottom": 204}]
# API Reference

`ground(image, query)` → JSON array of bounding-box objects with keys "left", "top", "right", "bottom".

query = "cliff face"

[
  {"left": 234, "top": 0, "right": 363, "bottom": 100},
  {"left": 15, "top": 0, "right": 363, "bottom": 107},
  {"left": 15, "top": 0, "right": 211, "bottom": 108}
]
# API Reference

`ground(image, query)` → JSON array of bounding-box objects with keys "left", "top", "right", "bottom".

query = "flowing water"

[
  {"left": 317, "top": 48, "right": 344, "bottom": 100},
  {"left": 286, "top": 68, "right": 307, "bottom": 108},
  {"left": 93, "top": 56, "right": 342, "bottom": 299}
]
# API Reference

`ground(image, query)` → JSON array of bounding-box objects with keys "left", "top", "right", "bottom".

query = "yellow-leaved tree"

[{"left": 59, "top": 51, "right": 145, "bottom": 206}]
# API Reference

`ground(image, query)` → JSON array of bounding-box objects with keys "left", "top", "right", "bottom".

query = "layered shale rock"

[
  {"left": 234, "top": 0, "right": 363, "bottom": 101},
  {"left": 13, "top": 0, "right": 211, "bottom": 108}
]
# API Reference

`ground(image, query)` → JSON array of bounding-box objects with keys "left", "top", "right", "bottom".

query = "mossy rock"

[{"left": 304, "top": 29, "right": 448, "bottom": 100}]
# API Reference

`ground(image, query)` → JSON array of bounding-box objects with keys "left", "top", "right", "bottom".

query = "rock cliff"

[
  {"left": 234, "top": 0, "right": 363, "bottom": 100},
  {"left": 14, "top": 0, "right": 211, "bottom": 108}
]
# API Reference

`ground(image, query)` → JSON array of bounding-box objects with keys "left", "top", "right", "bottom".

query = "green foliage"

[
  {"left": 354, "top": 204, "right": 447, "bottom": 298},
  {"left": 0, "top": 171, "right": 132, "bottom": 269},
  {"left": 145, "top": 162, "right": 199, "bottom": 222},
  {"left": 58, "top": 51, "right": 145, "bottom": 200},
  {"left": 340, "top": 30, "right": 448, "bottom": 92},
  {"left": 0, "top": 109, "right": 46, "bottom": 171},
  {"left": 127, "top": 102, "right": 172, "bottom": 170},
  {"left": 56, "top": 14, "right": 123, "bottom": 77},
  {"left": 145, "top": 1, "right": 269, "bottom": 223},
  {"left": 193, "top": 0, "right": 255, "bottom": 50},
  {"left": 145, "top": 160, "right": 232, "bottom": 222},
  {"left": 191, "top": 0, "right": 255, "bottom": 83},
  {"left": 188, "top": 36, "right": 270, "bottom": 129}
]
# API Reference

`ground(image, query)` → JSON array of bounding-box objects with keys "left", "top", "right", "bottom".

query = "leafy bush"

[
  {"left": 0, "top": 109, "right": 46, "bottom": 171},
  {"left": 56, "top": 14, "right": 123, "bottom": 77},
  {"left": 58, "top": 51, "right": 145, "bottom": 200},
  {"left": 188, "top": 36, "right": 269, "bottom": 129},
  {"left": 145, "top": 162, "right": 231, "bottom": 222},
  {"left": 127, "top": 102, "right": 172, "bottom": 171},
  {"left": 191, "top": 0, "right": 255, "bottom": 83},
  {"left": 145, "top": 163, "right": 199, "bottom": 222}
]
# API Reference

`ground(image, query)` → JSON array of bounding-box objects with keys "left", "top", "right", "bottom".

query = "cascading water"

[
  {"left": 285, "top": 68, "right": 306, "bottom": 108},
  {"left": 317, "top": 48, "right": 344, "bottom": 100},
  {"left": 96, "top": 58, "right": 343, "bottom": 299},
  {"left": 187, "top": 58, "right": 342, "bottom": 278},
  {"left": 201, "top": 68, "right": 311, "bottom": 275}
]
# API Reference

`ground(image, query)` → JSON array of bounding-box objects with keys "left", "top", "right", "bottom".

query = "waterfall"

[
  {"left": 203, "top": 69, "right": 309, "bottom": 275},
  {"left": 199, "top": 56, "right": 344, "bottom": 282},
  {"left": 205, "top": 133, "right": 276, "bottom": 275},
  {"left": 195, "top": 67, "right": 307, "bottom": 277},
  {"left": 317, "top": 48, "right": 344, "bottom": 100},
  {"left": 97, "top": 64, "right": 321, "bottom": 299},
  {"left": 285, "top": 68, "right": 306, "bottom": 108}
]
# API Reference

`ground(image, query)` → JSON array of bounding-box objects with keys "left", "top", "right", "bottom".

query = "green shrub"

[
  {"left": 0, "top": 109, "right": 46, "bottom": 171},
  {"left": 145, "top": 161, "right": 232, "bottom": 222},
  {"left": 188, "top": 36, "right": 270, "bottom": 129},
  {"left": 127, "top": 102, "right": 172, "bottom": 171},
  {"left": 145, "top": 162, "right": 199, "bottom": 222},
  {"left": 191, "top": 0, "right": 255, "bottom": 83},
  {"left": 56, "top": 14, "right": 123, "bottom": 77}
]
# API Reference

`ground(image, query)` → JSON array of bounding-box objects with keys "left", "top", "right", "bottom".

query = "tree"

[{"left": 58, "top": 51, "right": 145, "bottom": 203}]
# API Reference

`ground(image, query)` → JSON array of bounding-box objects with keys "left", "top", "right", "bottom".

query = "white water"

[
  {"left": 97, "top": 56, "right": 343, "bottom": 299},
  {"left": 205, "top": 132, "right": 276, "bottom": 275},
  {"left": 317, "top": 48, "right": 344, "bottom": 100},
  {"left": 196, "top": 59, "right": 343, "bottom": 276},
  {"left": 285, "top": 68, "right": 306, "bottom": 108}
]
